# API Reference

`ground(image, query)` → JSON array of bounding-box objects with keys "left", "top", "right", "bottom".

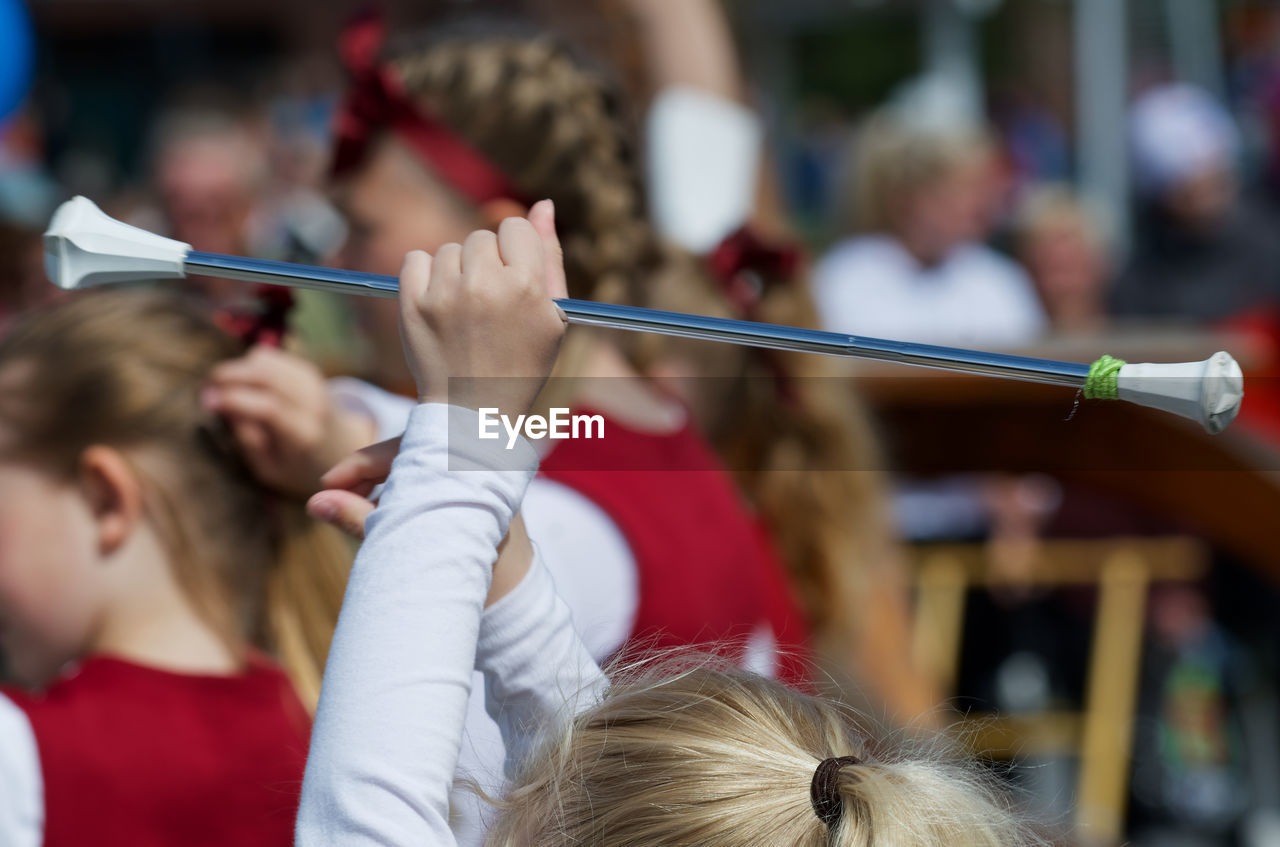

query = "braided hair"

[
  {"left": 386, "top": 31, "right": 924, "bottom": 713},
  {"left": 394, "top": 36, "right": 661, "bottom": 308}
]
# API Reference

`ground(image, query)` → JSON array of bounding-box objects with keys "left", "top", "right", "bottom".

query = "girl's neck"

[
  {"left": 92, "top": 610, "right": 240, "bottom": 676},
  {"left": 571, "top": 337, "right": 686, "bottom": 434},
  {"left": 90, "top": 538, "right": 241, "bottom": 676}
]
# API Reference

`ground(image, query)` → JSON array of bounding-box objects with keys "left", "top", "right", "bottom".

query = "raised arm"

[
  {"left": 296, "top": 404, "right": 539, "bottom": 847},
  {"left": 622, "top": 0, "right": 743, "bottom": 102},
  {"left": 296, "top": 204, "right": 569, "bottom": 846}
]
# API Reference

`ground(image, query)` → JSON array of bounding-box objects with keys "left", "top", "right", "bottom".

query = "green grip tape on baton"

[{"left": 1083, "top": 354, "right": 1125, "bottom": 400}]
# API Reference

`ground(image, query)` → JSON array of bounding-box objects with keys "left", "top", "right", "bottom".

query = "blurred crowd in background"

[
  {"left": 8, "top": 1, "right": 1280, "bottom": 341},
  {"left": 7, "top": 1, "right": 1280, "bottom": 845}
]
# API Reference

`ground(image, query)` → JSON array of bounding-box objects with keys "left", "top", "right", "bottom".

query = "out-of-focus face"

[
  {"left": 0, "top": 458, "right": 103, "bottom": 688},
  {"left": 1165, "top": 166, "right": 1236, "bottom": 230},
  {"left": 900, "top": 151, "right": 997, "bottom": 262},
  {"left": 1023, "top": 221, "right": 1107, "bottom": 305},
  {"left": 158, "top": 137, "right": 256, "bottom": 257},
  {"left": 157, "top": 135, "right": 261, "bottom": 307},
  {"left": 333, "top": 135, "right": 481, "bottom": 277},
  {"left": 332, "top": 136, "right": 483, "bottom": 386}
]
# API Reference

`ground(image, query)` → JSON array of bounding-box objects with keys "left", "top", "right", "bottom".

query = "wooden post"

[
  {"left": 913, "top": 553, "right": 969, "bottom": 697},
  {"left": 1075, "top": 551, "right": 1149, "bottom": 844}
]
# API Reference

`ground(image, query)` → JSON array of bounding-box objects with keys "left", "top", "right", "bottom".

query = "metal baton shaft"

[{"left": 184, "top": 250, "right": 1091, "bottom": 389}]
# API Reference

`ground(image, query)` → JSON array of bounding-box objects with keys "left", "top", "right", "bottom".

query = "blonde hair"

[
  {"left": 0, "top": 290, "right": 350, "bottom": 709},
  {"left": 1015, "top": 184, "right": 1108, "bottom": 251},
  {"left": 488, "top": 662, "right": 1040, "bottom": 846},
  {"left": 386, "top": 32, "right": 908, "bottom": 695},
  {"left": 845, "top": 112, "right": 993, "bottom": 235}
]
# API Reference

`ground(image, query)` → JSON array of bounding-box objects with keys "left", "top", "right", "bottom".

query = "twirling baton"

[{"left": 43, "top": 196, "right": 1244, "bottom": 433}]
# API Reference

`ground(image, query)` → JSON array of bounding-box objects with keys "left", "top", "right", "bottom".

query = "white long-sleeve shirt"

[
  {"left": 330, "top": 382, "right": 778, "bottom": 842},
  {"left": 330, "top": 378, "right": 639, "bottom": 660},
  {"left": 811, "top": 235, "right": 1047, "bottom": 348},
  {"left": 295, "top": 403, "right": 605, "bottom": 846},
  {"left": 329, "top": 382, "right": 634, "bottom": 847}
]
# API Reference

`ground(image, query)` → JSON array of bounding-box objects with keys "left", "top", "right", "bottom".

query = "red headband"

[{"left": 331, "top": 12, "right": 523, "bottom": 206}]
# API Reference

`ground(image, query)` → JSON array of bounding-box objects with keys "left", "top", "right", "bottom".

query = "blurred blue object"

[
  {"left": 0, "top": 169, "right": 59, "bottom": 228},
  {"left": 0, "top": 0, "right": 34, "bottom": 123}
]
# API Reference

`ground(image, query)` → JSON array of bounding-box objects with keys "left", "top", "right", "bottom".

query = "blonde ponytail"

[{"left": 487, "top": 662, "right": 1041, "bottom": 846}]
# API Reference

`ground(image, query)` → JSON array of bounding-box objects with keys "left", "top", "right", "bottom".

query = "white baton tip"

[
  {"left": 43, "top": 195, "right": 191, "bottom": 291},
  {"left": 1117, "top": 352, "right": 1244, "bottom": 434}
]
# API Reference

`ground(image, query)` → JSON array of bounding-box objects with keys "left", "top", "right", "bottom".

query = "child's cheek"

[
  {"left": 0, "top": 510, "right": 90, "bottom": 688},
  {"left": 0, "top": 578, "right": 54, "bottom": 687},
  {"left": 0, "top": 546, "right": 44, "bottom": 671},
  {"left": 0, "top": 590, "right": 82, "bottom": 689}
]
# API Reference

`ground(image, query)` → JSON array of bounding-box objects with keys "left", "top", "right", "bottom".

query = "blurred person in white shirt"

[
  {"left": 1014, "top": 184, "right": 1113, "bottom": 335},
  {"left": 813, "top": 91, "right": 1046, "bottom": 349}
]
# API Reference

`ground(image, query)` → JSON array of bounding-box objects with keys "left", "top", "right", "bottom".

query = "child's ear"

[
  {"left": 77, "top": 446, "right": 145, "bottom": 556},
  {"left": 479, "top": 198, "right": 530, "bottom": 230}
]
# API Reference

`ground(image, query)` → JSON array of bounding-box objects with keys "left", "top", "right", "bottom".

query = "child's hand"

[
  {"left": 307, "top": 439, "right": 533, "bottom": 606},
  {"left": 203, "top": 346, "right": 377, "bottom": 497},
  {"left": 399, "top": 199, "right": 568, "bottom": 415},
  {"left": 304, "top": 437, "right": 396, "bottom": 538}
]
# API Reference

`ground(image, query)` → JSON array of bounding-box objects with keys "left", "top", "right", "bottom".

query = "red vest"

[
  {"left": 539, "top": 411, "right": 812, "bottom": 687},
  {"left": 2, "top": 655, "right": 310, "bottom": 847}
]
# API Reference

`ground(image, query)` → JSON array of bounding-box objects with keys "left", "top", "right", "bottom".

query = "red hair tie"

[
  {"left": 707, "top": 227, "right": 805, "bottom": 407},
  {"left": 214, "top": 286, "right": 294, "bottom": 349},
  {"left": 706, "top": 226, "right": 802, "bottom": 318},
  {"left": 331, "top": 9, "right": 524, "bottom": 207}
]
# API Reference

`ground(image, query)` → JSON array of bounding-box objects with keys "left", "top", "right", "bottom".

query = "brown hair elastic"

[{"left": 809, "top": 755, "right": 862, "bottom": 831}]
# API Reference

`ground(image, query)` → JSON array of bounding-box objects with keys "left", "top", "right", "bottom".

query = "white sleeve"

[
  {"left": 320, "top": 393, "right": 639, "bottom": 660},
  {"left": 522, "top": 479, "right": 637, "bottom": 661},
  {"left": 477, "top": 550, "right": 607, "bottom": 778},
  {"left": 296, "top": 403, "right": 538, "bottom": 847},
  {"left": 0, "top": 694, "right": 42, "bottom": 847},
  {"left": 646, "top": 85, "right": 763, "bottom": 254},
  {"left": 448, "top": 485, "right": 630, "bottom": 846},
  {"left": 327, "top": 377, "right": 416, "bottom": 443},
  {"left": 742, "top": 623, "right": 779, "bottom": 679}
]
